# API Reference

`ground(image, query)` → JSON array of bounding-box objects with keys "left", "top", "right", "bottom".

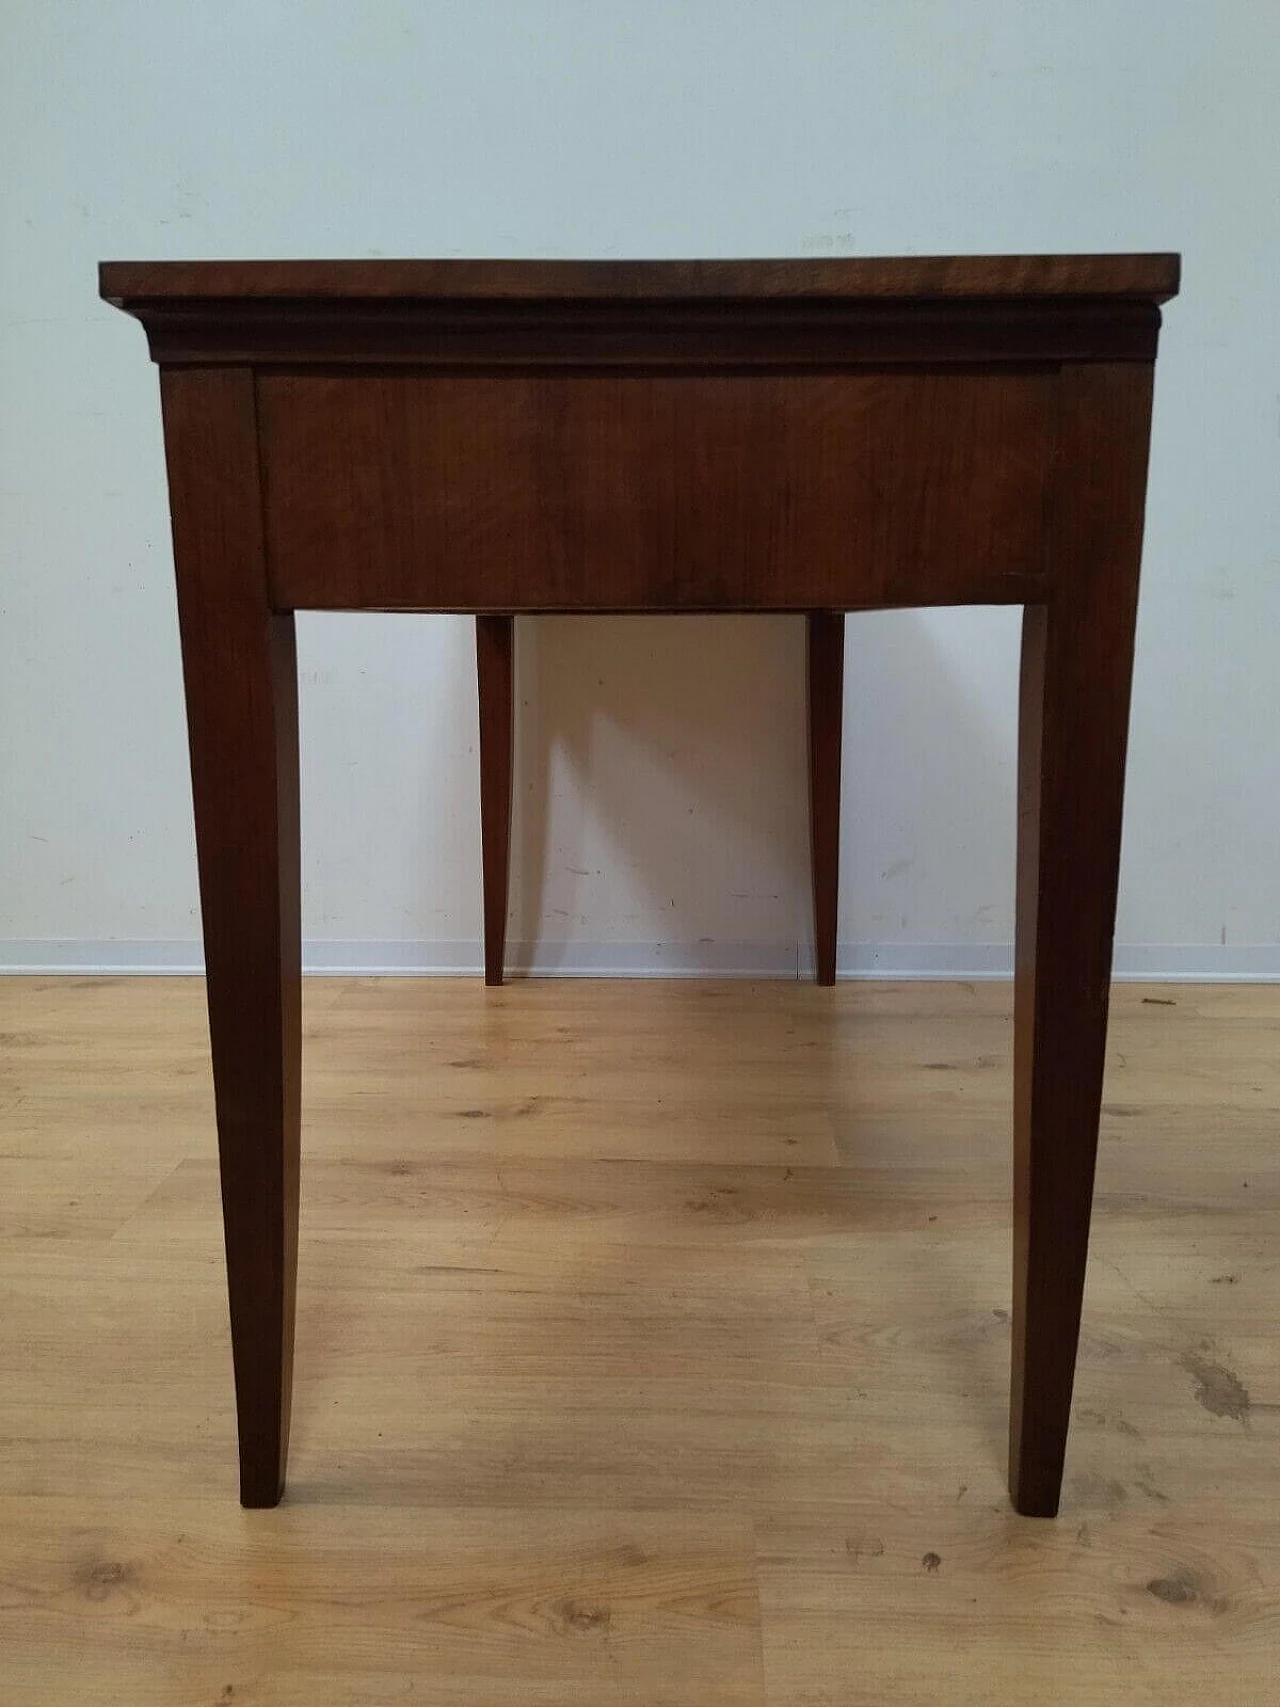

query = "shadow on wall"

[
  {"left": 506, "top": 613, "right": 810, "bottom": 972},
  {"left": 840, "top": 605, "right": 1019, "bottom": 956},
  {"left": 500, "top": 607, "right": 1017, "bottom": 972}
]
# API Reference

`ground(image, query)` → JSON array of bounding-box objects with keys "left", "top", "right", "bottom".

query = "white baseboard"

[{"left": 2, "top": 938, "right": 1278, "bottom": 981}]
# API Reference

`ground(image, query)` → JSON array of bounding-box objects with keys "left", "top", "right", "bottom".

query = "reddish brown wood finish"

[
  {"left": 102, "top": 255, "right": 1177, "bottom": 1516},
  {"left": 100, "top": 256, "right": 1179, "bottom": 372},
  {"left": 1011, "top": 363, "right": 1156, "bottom": 1516},
  {"left": 115, "top": 304, "right": 1164, "bottom": 370},
  {"left": 807, "top": 614, "right": 845, "bottom": 986},
  {"left": 475, "top": 615, "right": 514, "bottom": 987},
  {"left": 100, "top": 252, "right": 1180, "bottom": 304},
  {"left": 158, "top": 367, "right": 301, "bottom": 1509},
  {"left": 257, "top": 370, "right": 1056, "bottom": 612}
]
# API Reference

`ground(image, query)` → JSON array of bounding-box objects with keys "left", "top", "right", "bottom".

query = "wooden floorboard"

[{"left": 0, "top": 976, "right": 1276, "bottom": 1703}]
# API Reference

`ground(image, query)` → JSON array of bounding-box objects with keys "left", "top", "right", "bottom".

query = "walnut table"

[{"left": 100, "top": 254, "right": 1179, "bottom": 1516}]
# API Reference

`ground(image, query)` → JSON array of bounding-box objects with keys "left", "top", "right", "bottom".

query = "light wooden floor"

[{"left": 1, "top": 976, "right": 1277, "bottom": 1704}]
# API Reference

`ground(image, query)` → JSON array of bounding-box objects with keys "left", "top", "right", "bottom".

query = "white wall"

[{"left": 2, "top": 1, "right": 1278, "bottom": 978}]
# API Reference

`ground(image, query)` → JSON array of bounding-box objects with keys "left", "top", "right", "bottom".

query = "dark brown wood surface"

[
  {"left": 158, "top": 367, "right": 301, "bottom": 1509},
  {"left": 100, "top": 253, "right": 1180, "bottom": 303},
  {"left": 119, "top": 304, "right": 1165, "bottom": 369},
  {"left": 103, "top": 253, "right": 1177, "bottom": 1516},
  {"left": 100, "top": 255, "right": 1177, "bottom": 370},
  {"left": 258, "top": 370, "right": 1055, "bottom": 612},
  {"left": 475, "top": 616, "right": 514, "bottom": 987},
  {"left": 807, "top": 615, "right": 845, "bottom": 986},
  {"left": 1010, "top": 362, "right": 1155, "bottom": 1516}
]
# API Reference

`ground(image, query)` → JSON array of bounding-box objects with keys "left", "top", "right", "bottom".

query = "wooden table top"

[{"left": 99, "top": 254, "right": 1180, "bottom": 307}]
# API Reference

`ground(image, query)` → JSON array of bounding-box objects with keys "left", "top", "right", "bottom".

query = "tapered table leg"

[
  {"left": 161, "top": 368, "right": 301, "bottom": 1508},
  {"left": 1010, "top": 364, "right": 1155, "bottom": 1517},
  {"left": 807, "top": 612, "right": 844, "bottom": 985},
  {"left": 476, "top": 615, "right": 514, "bottom": 986}
]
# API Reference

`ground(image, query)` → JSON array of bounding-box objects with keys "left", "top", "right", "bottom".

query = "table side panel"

[{"left": 258, "top": 368, "right": 1059, "bottom": 612}]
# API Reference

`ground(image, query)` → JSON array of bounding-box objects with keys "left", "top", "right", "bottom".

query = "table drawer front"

[{"left": 258, "top": 370, "right": 1056, "bottom": 611}]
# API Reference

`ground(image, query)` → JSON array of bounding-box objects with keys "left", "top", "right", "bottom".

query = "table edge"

[{"left": 99, "top": 254, "right": 1181, "bottom": 307}]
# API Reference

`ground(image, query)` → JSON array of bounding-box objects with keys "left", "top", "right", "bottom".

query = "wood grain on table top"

[{"left": 99, "top": 253, "right": 1181, "bottom": 306}]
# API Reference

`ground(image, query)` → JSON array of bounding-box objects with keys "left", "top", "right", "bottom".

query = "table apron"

[{"left": 254, "top": 366, "right": 1065, "bottom": 612}]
